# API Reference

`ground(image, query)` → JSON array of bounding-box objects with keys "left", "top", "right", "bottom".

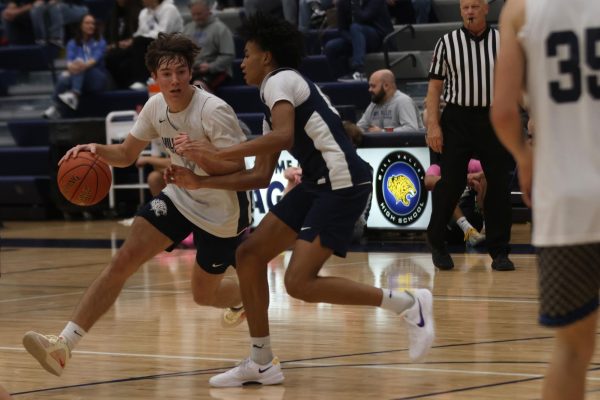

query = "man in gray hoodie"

[
  {"left": 357, "top": 69, "right": 422, "bottom": 133},
  {"left": 183, "top": 0, "right": 235, "bottom": 91}
]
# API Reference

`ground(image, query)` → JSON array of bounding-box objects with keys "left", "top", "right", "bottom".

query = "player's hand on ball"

[{"left": 59, "top": 143, "right": 98, "bottom": 165}]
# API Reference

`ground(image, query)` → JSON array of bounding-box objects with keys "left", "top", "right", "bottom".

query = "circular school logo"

[{"left": 376, "top": 151, "right": 427, "bottom": 226}]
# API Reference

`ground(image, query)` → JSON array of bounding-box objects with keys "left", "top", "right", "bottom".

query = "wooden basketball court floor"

[{"left": 1, "top": 220, "right": 600, "bottom": 399}]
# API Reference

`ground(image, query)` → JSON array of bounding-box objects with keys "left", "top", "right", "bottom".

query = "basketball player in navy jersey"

[
  {"left": 167, "top": 13, "right": 435, "bottom": 387},
  {"left": 492, "top": 1, "right": 600, "bottom": 398}
]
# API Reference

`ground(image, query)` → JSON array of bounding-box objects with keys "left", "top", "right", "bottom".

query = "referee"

[{"left": 425, "top": 0, "right": 514, "bottom": 271}]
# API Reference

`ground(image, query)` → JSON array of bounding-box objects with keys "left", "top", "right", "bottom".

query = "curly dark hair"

[
  {"left": 237, "top": 12, "right": 305, "bottom": 69},
  {"left": 145, "top": 33, "right": 200, "bottom": 73}
]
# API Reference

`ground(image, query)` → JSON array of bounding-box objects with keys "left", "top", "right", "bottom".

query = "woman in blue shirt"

[{"left": 44, "top": 13, "right": 108, "bottom": 118}]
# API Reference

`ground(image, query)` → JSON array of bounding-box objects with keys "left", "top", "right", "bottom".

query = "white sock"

[
  {"left": 456, "top": 216, "right": 473, "bottom": 234},
  {"left": 250, "top": 336, "right": 273, "bottom": 365},
  {"left": 60, "top": 321, "right": 86, "bottom": 351},
  {"left": 380, "top": 289, "right": 415, "bottom": 314}
]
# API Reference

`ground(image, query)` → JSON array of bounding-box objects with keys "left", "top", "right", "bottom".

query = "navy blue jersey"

[{"left": 260, "top": 69, "right": 372, "bottom": 190}]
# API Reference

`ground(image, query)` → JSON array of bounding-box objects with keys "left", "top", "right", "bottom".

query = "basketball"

[{"left": 57, "top": 152, "right": 112, "bottom": 206}]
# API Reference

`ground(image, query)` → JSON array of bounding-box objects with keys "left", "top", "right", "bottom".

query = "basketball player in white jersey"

[
  {"left": 492, "top": 1, "right": 600, "bottom": 399},
  {"left": 22, "top": 33, "right": 251, "bottom": 377}
]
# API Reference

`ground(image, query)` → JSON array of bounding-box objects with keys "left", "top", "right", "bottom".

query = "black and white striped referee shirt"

[{"left": 429, "top": 26, "right": 498, "bottom": 107}]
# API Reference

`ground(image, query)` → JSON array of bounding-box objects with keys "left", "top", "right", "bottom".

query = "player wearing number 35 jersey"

[{"left": 492, "top": 1, "right": 600, "bottom": 399}]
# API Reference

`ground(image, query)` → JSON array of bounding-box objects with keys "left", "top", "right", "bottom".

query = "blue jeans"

[
  {"left": 244, "top": 0, "right": 297, "bottom": 25},
  {"left": 323, "top": 23, "right": 381, "bottom": 77},
  {"left": 412, "top": 0, "right": 431, "bottom": 23},
  {"left": 30, "top": 2, "right": 88, "bottom": 43},
  {"left": 53, "top": 66, "right": 108, "bottom": 100},
  {"left": 298, "top": 0, "right": 333, "bottom": 32}
]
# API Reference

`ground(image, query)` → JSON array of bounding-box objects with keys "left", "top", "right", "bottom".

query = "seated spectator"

[
  {"left": 323, "top": 0, "right": 393, "bottom": 81},
  {"left": 126, "top": 0, "right": 183, "bottom": 90},
  {"left": 183, "top": 0, "right": 235, "bottom": 92},
  {"left": 30, "top": 0, "right": 88, "bottom": 47},
  {"left": 104, "top": 0, "right": 143, "bottom": 89},
  {"left": 243, "top": 0, "right": 297, "bottom": 25},
  {"left": 298, "top": 0, "right": 334, "bottom": 32},
  {"left": 425, "top": 159, "right": 486, "bottom": 247},
  {"left": 387, "top": 0, "right": 431, "bottom": 24},
  {"left": 357, "top": 69, "right": 422, "bottom": 133},
  {"left": 1, "top": 0, "right": 35, "bottom": 45},
  {"left": 43, "top": 14, "right": 108, "bottom": 118}
]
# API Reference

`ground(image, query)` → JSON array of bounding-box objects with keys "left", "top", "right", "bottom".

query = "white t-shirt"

[
  {"left": 131, "top": 86, "right": 250, "bottom": 238},
  {"left": 522, "top": 0, "right": 600, "bottom": 246}
]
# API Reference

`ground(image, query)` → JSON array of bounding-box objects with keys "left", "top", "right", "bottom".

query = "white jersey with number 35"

[{"left": 521, "top": 0, "right": 600, "bottom": 246}]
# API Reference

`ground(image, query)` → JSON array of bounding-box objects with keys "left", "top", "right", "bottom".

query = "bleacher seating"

[
  {"left": 384, "top": 22, "right": 462, "bottom": 52},
  {"left": 0, "top": 45, "right": 57, "bottom": 83},
  {"left": 0, "top": 146, "right": 54, "bottom": 219},
  {"left": 7, "top": 119, "right": 50, "bottom": 146}
]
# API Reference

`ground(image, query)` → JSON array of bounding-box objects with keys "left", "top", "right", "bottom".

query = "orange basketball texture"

[{"left": 57, "top": 152, "right": 112, "bottom": 206}]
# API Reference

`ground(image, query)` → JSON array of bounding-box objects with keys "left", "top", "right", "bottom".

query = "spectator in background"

[
  {"left": 42, "top": 14, "right": 108, "bottom": 118},
  {"left": 425, "top": 159, "right": 486, "bottom": 247},
  {"left": 127, "top": 0, "right": 183, "bottom": 90},
  {"left": 1, "top": 0, "right": 35, "bottom": 44},
  {"left": 323, "top": 0, "right": 393, "bottom": 81},
  {"left": 411, "top": 0, "right": 431, "bottom": 23},
  {"left": 243, "top": 0, "right": 297, "bottom": 26},
  {"left": 30, "top": 0, "right": 88, "bottom": 47},
  {"left": 386, "top": 0, "right": 431, "bottom": 24},
  {"left": 357, "top": 69, "right": 422, "bottom": 133},
  {"left": 104, "top": 0, "right": 143, "bottom": 88},
  {"left": 183, "top": 0, "right": 235, "bottom": 92},
  {"left": 298, "top": 0, "right": 334, "bottom": 32}
]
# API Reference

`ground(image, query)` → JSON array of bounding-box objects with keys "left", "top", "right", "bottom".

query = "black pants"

[
  {"left": 427, "top": 103, "right": 512, "bottom": 257},
  {"left": 105, "top": 37, "right": 153, "bottom": 87}
]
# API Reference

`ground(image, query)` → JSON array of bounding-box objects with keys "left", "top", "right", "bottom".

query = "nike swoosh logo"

[
  {"left": 417, "top": 299, "right": 425, "bottom": 327},
  {"left": 74, "top": 330, "right": 83, "bottom": 337},
  {"left": 159, "top": 119, "right": 166, "bottom": 123},
  {"left": 258, "top": 366, "right": 272, "bottom": 373},
  {"left": 212, "top": 263, "right": 223, "bottom": 268},
  {"left": 300, "top": 227, "right": 311, "bottom": 231},
  {"left": 252, "top": 344, "right": 264, "bottom": 349}
]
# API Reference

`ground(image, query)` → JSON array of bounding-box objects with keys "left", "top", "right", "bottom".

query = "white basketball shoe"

[
  {"left": 209, "top": 357, "right": 284, "bottom": 387},
  {"left": 403, "top": 288, "right": 435, "bottom": 361}
]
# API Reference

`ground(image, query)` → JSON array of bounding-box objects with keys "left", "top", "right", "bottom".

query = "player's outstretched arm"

[
  {"left": 173, "top": 134, "right": 244, "bottom": 176},
  {"left": 166, "top": 152, "right": 280, "bottom": 191}
]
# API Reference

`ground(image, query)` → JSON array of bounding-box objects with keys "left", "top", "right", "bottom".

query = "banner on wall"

[
  {"left": 249, "top": 147, "right": 431, "bottom": 230},
  {"left": 247, "top": 151, "right": 297, "bottom": 226},
  {"left": 357, "top": 147, "right": 432, "bottom": 230}
]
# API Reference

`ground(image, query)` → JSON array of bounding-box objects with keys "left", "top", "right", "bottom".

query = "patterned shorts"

[{"left": 538, "top": 243, "right": 600, "bottom": 327}]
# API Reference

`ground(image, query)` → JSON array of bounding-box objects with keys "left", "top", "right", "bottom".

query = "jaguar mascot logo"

[
  {"left": 376, "top": 151, "right": 427, "bottom": 226},
  {"left": 150, "top": 198, "right": 168, "bottom": 217},
  {"left": 387, "top": 174, "right": 417, "bottom": 206}
]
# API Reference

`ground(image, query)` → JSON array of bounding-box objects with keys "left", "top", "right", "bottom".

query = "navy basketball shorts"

[
  {"left": 137, "top": 193, "right": 244, "bottom": 274},
  {"left": 270, "top": 182, "right": 372, "bottom": 257},
  {"left": 537, "top": 243, "right": 600, "bottom": 327}
]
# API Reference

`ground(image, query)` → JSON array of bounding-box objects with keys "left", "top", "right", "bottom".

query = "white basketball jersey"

[{"left": 521, "top": 0, "right": 600, "bottom": 246}]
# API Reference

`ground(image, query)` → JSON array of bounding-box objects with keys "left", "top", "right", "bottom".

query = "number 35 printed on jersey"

[{"left": 547, "top": 27, "right": 600, "bottom": 103}]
